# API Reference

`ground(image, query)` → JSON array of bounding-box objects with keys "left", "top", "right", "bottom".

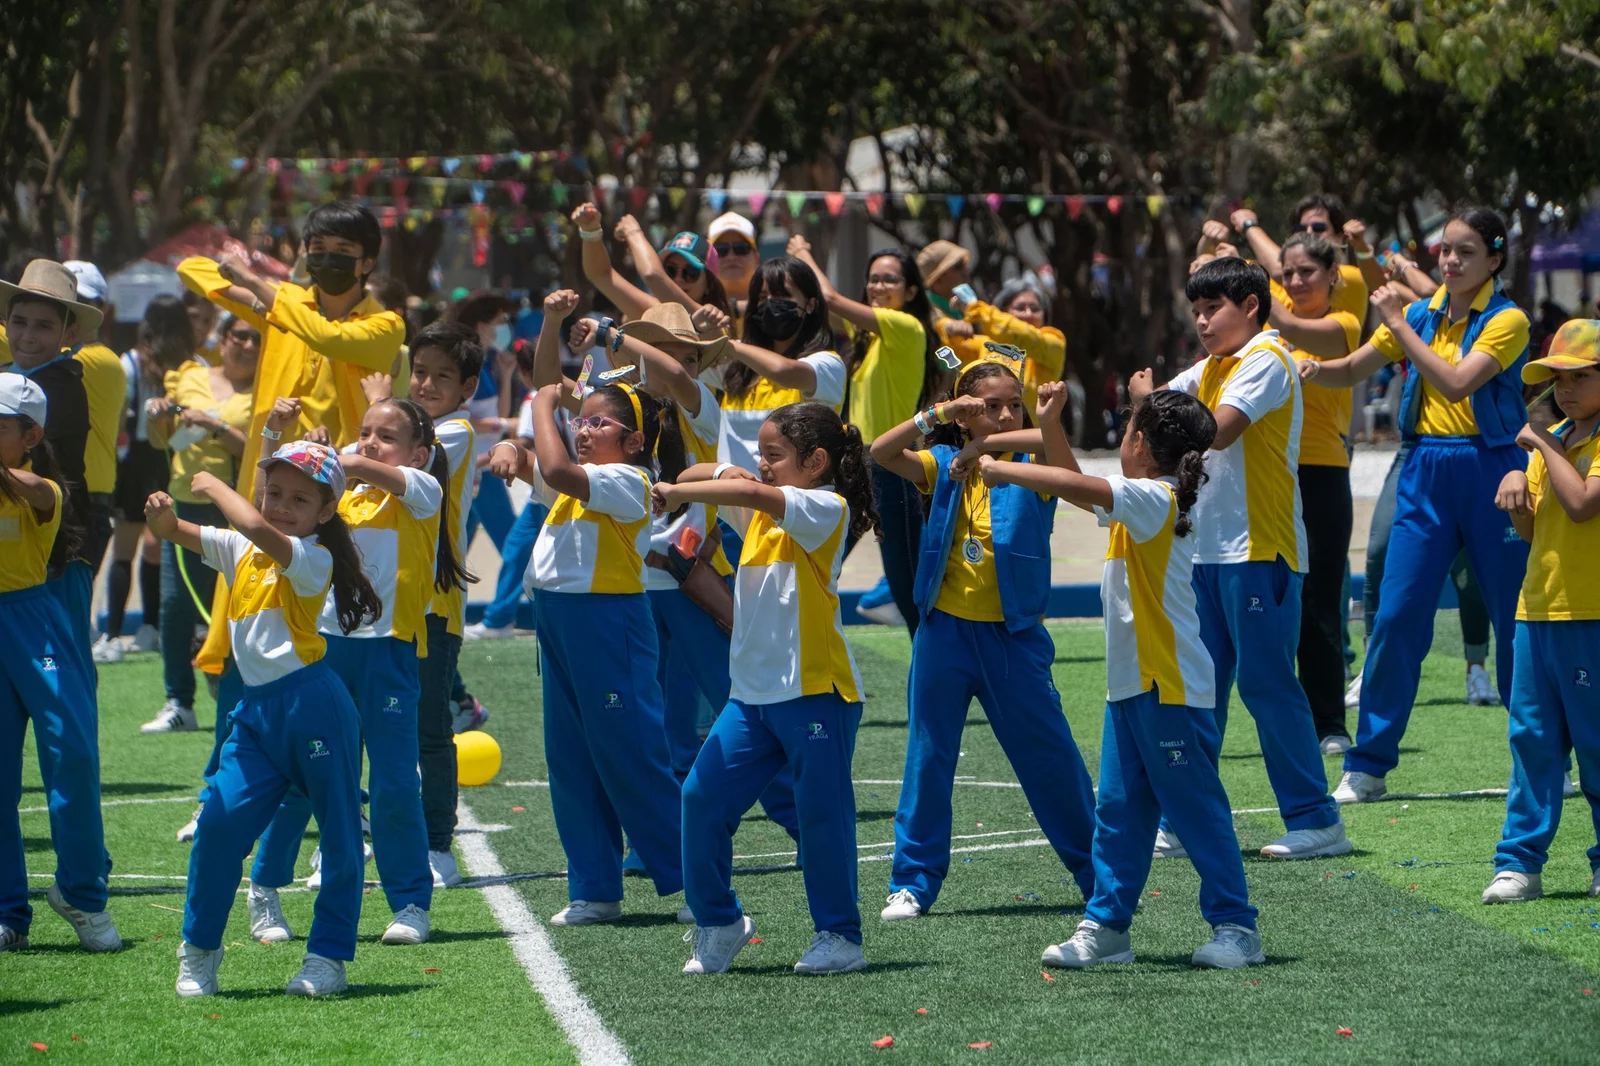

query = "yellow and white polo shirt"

[
  {"left": 1097, "top": 475, "right": 1214, "bottom": 708},
  {"left": 729, "top": 486, "right": 862, "bottom": 705},
  {"left": 527, "top": 462, "right": 653, "bottom": 595},
  {"left": 427, "top": 411, "right": 477, "bottom": 633},
  {"left": 320, "top": 465, "right": 442, "bottom": 655},
  {"left": 1167, "top": 330, "right": 1307, "bottom": 572},
  {"left": 201, "top": 527, "right": 333, "bottom": 687},
  {"left": 647, "top": 381, "right": 733, "bottom": 591}
]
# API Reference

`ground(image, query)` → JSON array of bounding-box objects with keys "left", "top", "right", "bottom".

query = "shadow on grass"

[
  {"left": 21, "top": 781, "right": 189, "bottom": 796},
  {"left": 1114, "top": 952, "right": 1301, "bottom": 970},
  {"left": 859, "top": 718, "right": 987, "bottom": 730},
  {"left": 214, "top": 982, "right": 427, "bottom": 1001},
  {"left": 357, "top": 929, "right": 509, "bottom": 944},
  {"left": 733, "top": 960, "right": 933, "bottom": 976},
  {"left": 1053, "top": 655, "right": 1104, "bottom": 665},
  {"left": 939, "top": 903, "right": 1085, "bottom": 919},
  {"left": 0, "top": 998, "right": 74, "bottom": 1017}
]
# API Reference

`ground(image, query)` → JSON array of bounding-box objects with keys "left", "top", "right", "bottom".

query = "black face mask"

[
  {"left": 755, "top": 298, "right": 806, "bottom": 340},
  {"left": 305, "top": 251, "right": 360, "bottom": 296}
]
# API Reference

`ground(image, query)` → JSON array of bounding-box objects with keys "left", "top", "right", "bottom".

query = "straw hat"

[
  {"left": 623, "top": 302, "right": 730, "bottom": 362},
  {"left": 916, "top": 240, "right": 972, "bottom": 288},
  {"left": 0, "top": 259, "right": 104, "bottom": 335}
]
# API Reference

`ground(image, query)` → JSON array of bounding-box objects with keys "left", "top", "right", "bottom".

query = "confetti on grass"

[
  {"left": 423, "top": 967, "right": 442, "bottom": 973},
  {"left": 916, "top": 1008, "right": 928, "bottom": 1015},
  {"left": 748, "top": 937, "right": 763, "bottom": 944},
  {"left": 512, "top": 806, "right": 525, "bottom": 813},
  {"left": 872, "top": 1035, "right": 895, "bottom": 1049},
  {"left": 1337, "top": 1028, "right": 1353, "bottom": 1037},
  {"left": 1039, "top": 970, "right": 1055, "bottom": 983},
  {"left": 31, "top": 1043, "right": 47, "bottom": 1052},
  {"left": 969, "top": 1042, "right": 994, "bottom": 1049}
]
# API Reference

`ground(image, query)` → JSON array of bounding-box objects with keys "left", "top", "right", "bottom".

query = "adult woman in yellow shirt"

[
  {"left": 1266, "top": 233, "right": 1364, "bottom": 753},
  {"left": 142, "top": 315, "right": 259, "bottom": 733},
  {"left": 954, "top": 276, "right": 1067, "bottom": 413},
  {"left": 787, "top": 238, "right": 939, "bottom": 637}
]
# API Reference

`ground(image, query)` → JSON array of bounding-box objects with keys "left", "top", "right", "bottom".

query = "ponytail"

[
  {"left": 316, "top": 507, "right": 383, "bottom": 633},
  {"left": 768, "top": 401, "right": 881, "bottom": 542},
  {"left": 1128, "top": 390, "right": 1217, "bottom": 539},
  {"left": 370, "top": 396, "right": 475, "bottom": 595},
  {"left": 1172, "top": 451, "right": 1207, "bottom": 539}
]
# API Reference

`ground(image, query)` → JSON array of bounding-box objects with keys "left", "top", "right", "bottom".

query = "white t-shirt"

[
  {"left": 701, "top": 352, "right": 847, "bottom": 473},
  {"left": 201, "top": 527, "right": 333, "bottom": 688}
]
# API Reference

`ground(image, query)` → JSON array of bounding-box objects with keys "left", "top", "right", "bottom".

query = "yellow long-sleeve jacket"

[{"left": 962, "top": 301, "right": 1067, "bottom": 411}]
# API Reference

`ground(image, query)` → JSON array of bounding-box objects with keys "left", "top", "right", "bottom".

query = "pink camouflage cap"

[{"left": 257, "top": 439, "right": 346, "bottom": 498}]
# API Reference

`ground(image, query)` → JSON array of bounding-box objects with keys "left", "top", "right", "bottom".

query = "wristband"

[
  {"left": 610, "top": 326, "right": 626, "bottom": 354},
  {"left": 713, "top": 463, "right": 734, "bottom": 481},
  {"left": 1238, "top": 219, "right": 1258, "bottom": 232},
  {"left": 260, "top": 426, "right": 282, "bottom": 441},
  {"left": 578, "top": 228, "right": 603, "bottom": 242},
  {"left": 1355, "top": 249, "right": 1374, "bottom": 260},
  {"left": 933, "top": 403, "right": 951, "bottom": 424},
  {"left": 913, "top": 410, "right": 935, "bottom": 436}
]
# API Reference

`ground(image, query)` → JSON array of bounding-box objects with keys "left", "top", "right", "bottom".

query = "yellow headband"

[{"left": 617, "top": 381, "right": 645, "bottom": 435}]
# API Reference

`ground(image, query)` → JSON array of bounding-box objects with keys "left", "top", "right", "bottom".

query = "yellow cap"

[{"left": 1524, "top": 319, "right": 1600, "bottom": 383}]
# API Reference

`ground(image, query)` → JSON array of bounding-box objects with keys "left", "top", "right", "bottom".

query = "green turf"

[{"left": 7, "top": 615, "right": 1600, "bottom": 1064}]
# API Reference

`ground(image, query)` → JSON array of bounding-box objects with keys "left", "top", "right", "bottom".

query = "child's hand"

[
  {"left": 1201, "top": 219, "right": 1231, "bottom": 244},
  {"left": 144, "top": 491, "right": 179, "bottom": 536},
  {"left": 266, "top": 397, "right": 302, "bottom": 433},
  {"left": 1213, "top": 241, "right": 1239, "bottom": 258},
  {"left": 188, "top": 472, "right": 223, "bottom": 502},
  {"left": 1370, "top": 283, "right": 1409, "bottom": 326},
  {"left": 1496, "top": 469, "right": 1532, "bottom": 515},
  {"left": 786, "top": 233, "right": 812, "bottom": 258},
  {"left": 1297, "top": 358, "right": 1322, "bottom": 382},
  {"left": 1516, "top": 423, "right": 1555, "bottom": 452},
  {"left": 650, "top": 481, "right": 680, "bottom": 515},
  {"left": 942, "top": 319, "right": 975, "bottom": 340},
  {"left": 217, "top": 251, "right": 254, "bottom": 284},
  {"left": 571, "top": 202, "right": 602, "bottom": 233},
  {"left": 361, "top": 373, "right": 392, "bottom": 405},
  {"left": 535, "top": 383, "right": 564, "bottom": 408},
  {"left": 304, "top": 425, "right": 331, "bottom": 448},
  {"left": 544, "top": 288, "right": 579, "bottom": 318},
  {"left": 1228, "top": 207, "right": 1257, "bottom": 232},
  {"left": 1036, "top": 380, "right": 1068, "bottom": 423},
  {"left": 692, "top": 303, "right": 730, "bottom": 339},
  {"left": 614, "top": 214, "right": 643, "bottom": 242},
  {"left": 1343, "top": 217, "right": 1369, "bottom": 247},
  {"left": 977, "top": 454, "right": 1001, "bottom": 487},
  {"left": 569, "top": 317, "right": 599, "bottom": 352},
  {"left": 1128, "top": 368, "right": 1154, "bottom": 404},
  {"left": 487, "top": 440, "right": 522, "bottom": 485},
  {"left": 948, "top": 441, "right": 982, "bottom": 481},
  {"left": 1189, "top": 253, "right": 1216, "bottom": 275},
  {"left": 940, "top": 395, "right": 987, "bottom": 425}
]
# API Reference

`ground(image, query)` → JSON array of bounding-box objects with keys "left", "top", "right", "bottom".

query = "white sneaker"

[
  {"left": 794, "top": 930, "right": 868, "bottom": 975},
  {"left": 462, "top": 622, "right": 517, "bottom": 640},
  {"left": 880, "top": 889, "right": 924, "bottom": 921},
  {"left": 549, "top": 900, "right": 621, "bottom": 926},
  {"left": 1260, "top": 820, "right": 1353, "bottom": 860},
  {"left": 1191, "top": 923, "right": 1265, "bottom": 968},
  {"left": 1564, "top": 772, "right": 1580, "bottom": 798},
  {"left": 1042, "top": 920, "right": 1134, "bottom": 968},
  {"left": 91, "top": 634, "right": 123, "bottom": 664},
  {"left": 682, "top": 915, "right": 755, "bottom": 975},
  {"left": 1466, "top": 664, "right": 1499, "bottom": 706},
  {"left": 1333, "top": 771, "right": 1387, "bottom": 804},
  {"left": 1343, "top": 674, "right": 1362, "bottom": 708},
  {"left": 141, "top": 700, "right": 198, "bottom": 733},
  {"left": 285, "top": 953, "right": 347, "bottom": 996},
  {"left": 0, "top": 923, "right": 28, "bottom": 951},
  {"left": 676, "top": 905, "right": 696, "bottom": 925},
  {"left": 1481, "top": 870, "right": 1542, "bottom": 904},
  {"left": 248, "top": 883, "right": 294, "bottom": 943},
  {"left": 430, "top": 849, "right": 462, "bottom": 888},
  {"left": 1320, "top": 734, "right": 1352, "bottom": 756},
  {"left": 47, "top": 884, "right": 121, "bottom": 952},
  {"left": 129, "top": 623, "right": 160, "bottom": 653},
  {"left": 855, "top": 601, "right": 905, "bottom": 626},
  {"left": 175, "top": 941, "right": 222, "bottom": 997},
  {"left": 1589, "top": 870, "right": 1600, "bottom": 898},
  {"left": 1151, "top": 827, "right": 1188, "bottom": 860},
  {"left": 305, "top": 842, "right": 371, "bottom": 889},
  {"left": 177, "top": 804, "right": 202, "bottom": 843},
  {"left": 382, "top": 904, "right": 431, "bottom": 945}
]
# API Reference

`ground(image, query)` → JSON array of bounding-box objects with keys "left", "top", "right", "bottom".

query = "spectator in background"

[
  {"left": 62, "top": 262, "right": 128, "bottom": 603},
  {"left": 950, "top": 273, "right": 1067, "bottom": 413},
  {"left": 450, "top": 290, "right": 519, "bottom": 552},
  {"left": 182, "top": 289, "right": 219, "bottom": 365},
  {"left": 917, "top": 240, "right": 988, "bottom": 366},
  {"left": 709, "top": 212, "right": 759, "bottom": 330}
]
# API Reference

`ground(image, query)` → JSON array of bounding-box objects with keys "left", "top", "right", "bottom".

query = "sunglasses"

[
  {"left": 713, "top": 240, "right": 754, "bottom": 257},
  {"left": 570, "top": 414, "right": 629, "bottom": 433},
  {"left": 1293, "top": 221, "right": 1331, "bottom": 234},
  {"left": 665, "top": 262, "right": 703, "bottom": 283},
  {"left": 228, "top": 329, "right": 261, "bottom": 345}
]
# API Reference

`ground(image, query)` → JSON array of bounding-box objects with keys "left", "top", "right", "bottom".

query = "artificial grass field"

[{"left": 6, "top": 614, "right": 1600, "bottom": 1064}]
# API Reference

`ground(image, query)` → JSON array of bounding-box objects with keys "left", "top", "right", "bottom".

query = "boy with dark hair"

[
  {"left": 178, "top": 201, "right": 404, "bottom": 704},
  {"left": 1130, "top": 256, "right": 1351, "bottom": 867}
]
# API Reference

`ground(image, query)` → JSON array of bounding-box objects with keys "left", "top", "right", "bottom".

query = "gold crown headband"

[{"left": 954, "top": 342, "right": 1025, "bottom": 388}]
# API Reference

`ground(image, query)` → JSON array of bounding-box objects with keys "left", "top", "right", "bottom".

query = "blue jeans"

[
  {"left": 481, "top": 498, "right": 546, "bottom": 630},
  {"left": 465, "top": 473, "right": 516, "bottom": 554},
  {"left": 160, "top": 501, "right": 222, "bottom": 706}
]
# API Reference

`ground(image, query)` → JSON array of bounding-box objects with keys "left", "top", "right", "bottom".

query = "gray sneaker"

[
  {"left": 793, "top": 931, "right": 867, "bottom": 975},
  {"left": 1042, "top": 920, "right": 1134, "bottom": 968},
  {"left": 682, "top": 916, "right": 755, "bottom": 975},
  {"left": 1191, "top": 923, "right": 1265, "bottom": 969}
]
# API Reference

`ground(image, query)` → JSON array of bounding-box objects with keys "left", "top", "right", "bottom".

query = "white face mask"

[{"left": 493, "top": 323, "right": 513, "bottom": 351}]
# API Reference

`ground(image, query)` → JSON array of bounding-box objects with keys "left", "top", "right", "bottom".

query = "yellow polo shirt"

[
  {"left": 1518, "top": 421, "right": 1600, "bottom": 622},
  {"left": 847, "top": 307, "right": 928, "bottom": 444}
]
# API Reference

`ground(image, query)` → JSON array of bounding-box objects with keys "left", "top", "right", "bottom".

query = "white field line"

[
  {"left": 454, "top": 799, "right": 632, "bottom": 1066},
  {"left": 18, "top": 794, "right": 192, "bottom": 815}
]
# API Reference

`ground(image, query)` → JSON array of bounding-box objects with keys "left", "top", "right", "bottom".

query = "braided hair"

[{"left": 1129, "top": 390, "right": 1217, "bottom": 538}]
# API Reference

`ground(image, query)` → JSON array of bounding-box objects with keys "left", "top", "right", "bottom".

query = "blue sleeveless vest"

[{"left": 1398, "top": 287, "right": 1528, "bottom": 447}]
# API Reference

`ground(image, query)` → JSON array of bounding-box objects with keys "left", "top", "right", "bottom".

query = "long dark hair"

[
  {"left": 313, "top": 493, "right": 384, "bottom": 634},
  {"left": 1130, "top": 390, "right": 1216, "bottom": 539},
  {"left": 768, "top": 401, "right": 879, "bottom": 542},
  {"left": 847, "top": 248, "right": 941, "bottom": 411},
  {"left": 139, "top": 294, "right": 197, "bottom": 371},
  {"left": 724, "top": 256, "right": 835, "bottom": 399},
  {"left": 593, "top": 383, "right": 685, "bottom": 482},
  {"left": 371, "top": 397, "right": 474, "bottom": 595},
  {"left": 1450, "top": 206, "right": 1510, "bottom": 277},
  {"left": 925, "top": 361, "right": 1029, "bottom": 449},
  {"left": 0, "top": 420, "right": 83, "bottom": 577}
]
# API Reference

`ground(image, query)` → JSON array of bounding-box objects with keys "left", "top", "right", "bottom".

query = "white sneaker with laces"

[
  {"left": 91, "top": 634, "right": 123, "bottom": 664},
  {"left": 462, "top": 622, "right": 517, "bottom": 640},
  {"left": 430, "top": 849, "right": 462, "bottom": 888},
  {"left": 177, "top": 804, "right": 202, "bottom": 842},
  {"left": 1333, "top": 770, "right": 1386, "bottom": 804},
  {"left": 549, "top": 900, "right": 622, "bottom": 926},
  {"left": 175, "top": 941, "right": 222, "bottom": 997},
  {"left": 129, "top": 623, "right": 160, "bottom": 653},
  {"left": 1191, "top": 923, "right": 1265, "bottom": 968},
  {"left": 382, "top": 904, "right": 431, "bottom": 945},
  {"left": 1343, "top": 674, "right": 1362, "bottom": 708},
  {"left": 682, "top": 915, "right": 755, "bottom": 975},
  {"left": 794, "top": 930, "right": 868, "bottom": 975},
  {"left": 1260, "top": 820, "right": 1353, "bottom": 860},
  {"left": 0, "top": 923, "right": 28, "bottom": 951},
  {"left": 47, "top": 884, "right": 121, "bottom": 952},
  {"left": 880, "top": 888, "right": 924, "bottom": 921},
  {"left": 141, "top": 700, "right": 198, "bottom": 734},
  {"left": 1320, "top": 734, "right": 1352, "bottom": 756},
  {"left": 1466, "top": 664, "right": 1499, "bottom": 706},
  {"left": 1151, "top": 827, "right": 1187, "bottom": 859},
  {"left": 1481, "top": 870, "right": 1542, "bottom": 904},
  {"left": 1564, "top": 772, "right": 1580, "bottom": 798},
  {"left": 248, "top": 883, "right": 293, "bottom": 943},
  {"left": 285, "top": 953, "right": 347, "bottom": 996},
  {"left": 1042, "top": 920, "right": 1134, "bottom": 968}
]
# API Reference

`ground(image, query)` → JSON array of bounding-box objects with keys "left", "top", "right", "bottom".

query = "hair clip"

[
  {"left": 1493, "top": 236, "right": 1505, "bottom": 249},
  {"left": 936, "top": 345, "right": 961, "bottom": 370},
  {"left": 575, "top": 353, "right": 594, "bottom": 397},
  {"left": 982, "top": 341, "right": 1026, "bottom": 363},
  {"left": 597, "top": 365, "right": 637, "bottom": 383}
]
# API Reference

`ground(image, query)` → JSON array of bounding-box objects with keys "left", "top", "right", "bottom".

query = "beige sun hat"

[
  {"left": 623, "top": 302, "right": 730, "bottom": 362},
  {"left": 0, "top": 259, "right": 104, "bottom": 336},
  {"left": 916, "top": 240, "right": 972, "bottom": 288}
]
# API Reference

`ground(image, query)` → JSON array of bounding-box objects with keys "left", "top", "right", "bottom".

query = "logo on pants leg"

[
  {"left": 807, "top": 721, "right": 829, "bottom": 741},
  {"left": 383, "top": 695, "right": 401, "bottom": 714},
  {"left": 308, "top": 738, "right": 329, "bottom": 759},
  {"left": 605, "top": 692, "right": 624, "bottom": 710},
  {"left": 1578, "top": 668, "right": 1593, "bottom": 689},
  {"left": 39, "top": 656, "right": 56, "bottom": 672},
  {"left": 1246, "top": 595, "right": 1264, "bottom": 613},
  {"left": 1160, "top": 739, "right": 1189, "bottom": 767}
]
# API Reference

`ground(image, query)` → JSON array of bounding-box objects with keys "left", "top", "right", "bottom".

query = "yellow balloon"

[{"left": 454, "top": 730, "right": 502, "bottom": 786}]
